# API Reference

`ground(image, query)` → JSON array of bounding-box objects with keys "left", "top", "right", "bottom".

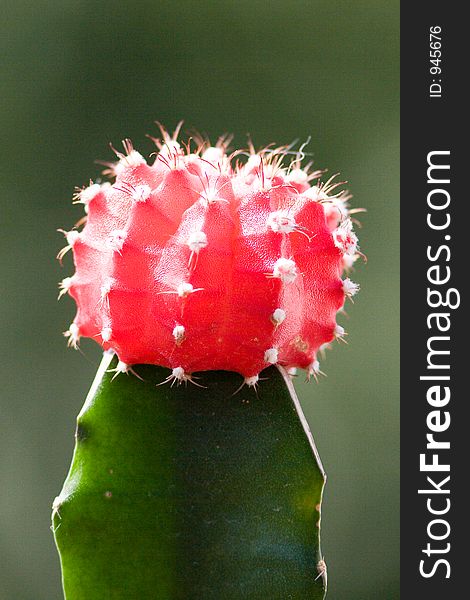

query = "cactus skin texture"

[
  {"left": 60, "top": 126, "right": 360, "bottom": 384},
  {"left": 53, "top": 353, "right": 327, "bottom": 600}
]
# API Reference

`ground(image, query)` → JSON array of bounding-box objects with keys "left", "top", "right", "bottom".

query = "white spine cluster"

[
  {"left": 66, "top": 230, "right": 80, "bottom": 246},
  {"left": 187, "top": 231, "right": 208, "bottom": 253},
  {"left": 131, "top": 184, "right": 152, "bottom": 202},
  {"left": 107, "top": 230, "right": 127, "bottom": 253},
  {"left": 101, "top": 326, "right": 112, "bottom": 342},
  {"left": 334, "top": 324, "right": 345, "bottom": 339},
  {"left": 172, "top": 325, "right": 186, "bottom": 345},
  {"left": 272, "top": 258, "right": 298, "bottom": 284},
  {"left": 78, "top": 183, "right": 102, "bottom": 211},
  {"left": 342, "top": 278, "right": 360, "bottom": 298},
  {"left": 114, "top": 151, "right": 146, "bottom": 176},
  {"left": 333, "top": 219, "right": 358, "bottom": 256},
  {"left": 177, "top": 282, "right": 195, "bottom": 298},
  {"left": 271, "top": 308, "right": 286, "bottom": 325},
  {"left": 267, "top": 211, "right": 297, "bottom": 234},
  {"left": 244, "top": 375, "right": 259, "bottom": 387},
  {"left": 64, "top": 323, "right": 80, "bottom": 349},
  {"left": 287, "top": 168, "right": 309, "bottom": 186},
  {"left": 58, "top": 277, "right": 73, "bottom": 299},
  {"left": 264, "top": 347, "right": 279, "bottom": 364}
]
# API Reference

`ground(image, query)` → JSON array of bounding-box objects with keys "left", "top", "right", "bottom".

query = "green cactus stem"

[{"left": 53, "top": 352, "right": 327, "bottom": 599}]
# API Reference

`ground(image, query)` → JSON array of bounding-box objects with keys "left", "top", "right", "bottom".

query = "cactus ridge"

[{"left": 59, "top": 125, "right": 361, "bottom": 382}]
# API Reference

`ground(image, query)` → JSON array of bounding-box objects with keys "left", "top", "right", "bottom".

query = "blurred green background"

[{"left": 1, "top": 1, "right": 399, "bottom": 598}]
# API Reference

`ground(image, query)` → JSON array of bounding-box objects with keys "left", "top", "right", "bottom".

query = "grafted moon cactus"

[
  {"left": 60, "top": 128, "right": 359, "bottom": 383},
  {"left": 53, "top": 124, "right": 362, "bottom": 600}
]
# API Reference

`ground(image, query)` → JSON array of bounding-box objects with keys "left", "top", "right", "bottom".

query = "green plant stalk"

[{"left": 53, "top": 353, "right": 327, "bottom": 599}]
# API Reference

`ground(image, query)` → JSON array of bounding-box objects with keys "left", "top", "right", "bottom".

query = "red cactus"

[{"left": 59, "top": 125, "right": 361, "bottom": 386}]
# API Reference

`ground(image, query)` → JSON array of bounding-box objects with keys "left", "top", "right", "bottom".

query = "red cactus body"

[{"left": 60, "top": 126, "right": 360, "bottom": 386}]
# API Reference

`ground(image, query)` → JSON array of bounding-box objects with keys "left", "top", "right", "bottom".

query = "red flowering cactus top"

[{"left": 59, "top": 125, "right": 361, "bottom": 387}]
